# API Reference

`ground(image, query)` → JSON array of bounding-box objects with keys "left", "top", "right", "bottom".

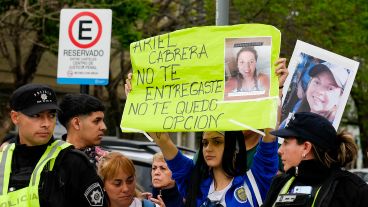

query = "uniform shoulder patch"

[
  {"left": 84, "top": 182, "right": 104, "bottom": 206},
  {"left": 234, "top": 186, "right": 248, "bottom": 203}
]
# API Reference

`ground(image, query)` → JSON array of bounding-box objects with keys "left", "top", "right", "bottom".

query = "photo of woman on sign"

[
  {"left": 224, "top": 37, "right": 271, "bottom": 101},
  {"left": 281, "top": 52, "right": 350, "bottom": 127},
  {"left": 299, "top": 63, "right": 348, "bottom": 121}
]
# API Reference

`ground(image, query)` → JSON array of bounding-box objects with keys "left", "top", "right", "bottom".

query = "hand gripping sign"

[{"left": 121, "top": 24, "right": 281, "bottom": 132}]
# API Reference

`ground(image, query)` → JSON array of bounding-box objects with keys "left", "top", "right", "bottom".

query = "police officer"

[
  {"left": 0, "top": 83, "right": 107, "bottom": 207},
  {"left": 262, "top": 112, "right": 368, "bottom": 207}
]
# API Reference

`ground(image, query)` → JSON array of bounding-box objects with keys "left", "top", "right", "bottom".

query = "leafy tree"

[
  {"left": 3, "top": 0, "right": 365, "bottom": 164},
  {"left": 0, "top": 0, "right": 208, "bottom": 139},
  {"left": 0, "top": 0, "right": 61, "bottom": 137},
  {"left": 0, "top": 0, "right": 153, "bottom": 139},
  {"left": 105, "top": 0, "right": 209, "bottom": 138}
]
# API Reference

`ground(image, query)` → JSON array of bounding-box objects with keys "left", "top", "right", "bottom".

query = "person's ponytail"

[
  {"left": 336, "top": 130, "right": 358, "bottom": 167},
  {"left": 312, "top": 130, "right": 357, "bottom": 168}
]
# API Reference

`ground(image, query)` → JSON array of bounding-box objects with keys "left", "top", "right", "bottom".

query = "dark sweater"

[{"left": 152, "top": 183, "right": 184, "bottom": 207}]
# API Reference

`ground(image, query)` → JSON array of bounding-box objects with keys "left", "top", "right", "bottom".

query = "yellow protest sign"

[{"left": 121, "top": 24, "right": 280, "bottom": 132}]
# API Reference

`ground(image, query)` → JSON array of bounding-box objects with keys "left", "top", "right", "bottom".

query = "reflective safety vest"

[
  {"left": 0, "top": 140, "right": 71, "bottom": 207},
  {"left": 272, "top": 176, "right": 322, "bottom": 207}
]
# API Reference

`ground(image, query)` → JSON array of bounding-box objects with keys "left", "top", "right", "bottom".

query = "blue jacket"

[{"left": 167, "top": 138, "right": 278, "bottom": 207}]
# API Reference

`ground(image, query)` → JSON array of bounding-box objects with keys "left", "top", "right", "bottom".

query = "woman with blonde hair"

[
  {"left": 142, "top": 152, "right": 184, "bottom": 207},
  {"left": 98, "top": 152, "right": 165, "bottom": 207}
]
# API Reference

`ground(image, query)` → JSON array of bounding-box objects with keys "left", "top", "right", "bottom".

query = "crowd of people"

[{"left": 1, "top": 53, "right": 367, "bottom": 207}]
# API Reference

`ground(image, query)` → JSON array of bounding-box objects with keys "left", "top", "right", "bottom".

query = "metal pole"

[
  {"left": 185, "top": 1, "right": 229, "bottom": 149},
  {"left": 216, "top": 0, "right": 229, "bottom": 26},
  {"left": 188, "top": 132, "right": 195, "bottom": 149},
  {"left": 80, "top": 85, "right": 89, "bottom": 94},
  {"left": 177, "top": 132, "right": 182, "bottom": 147}
]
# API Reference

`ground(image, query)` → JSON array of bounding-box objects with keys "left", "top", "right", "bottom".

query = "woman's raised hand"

[
  {"left": 124, "top": 72, "right": 133, "bottom": 95},
  {"left": 275, "top": 58, "right": 288, "bottom": 87},
  {"left": 148, "top": 132, "right": 178, "bottom": 160}
]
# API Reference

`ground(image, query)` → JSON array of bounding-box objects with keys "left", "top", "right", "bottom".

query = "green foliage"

[
  {"left": 204, "top": 0, "right": 215, "bottom": 24},
  {"left": 0, "top": 0, "right": 153, "bottom": 50},
  {"left": 232, "top": 0, "right": 275, "bottom": 23},
  {"left": 109, "top": 0, "right": 153, "bottom": 48},
  {"left": 43, "top": 18, "right": 61, "bottom": 52}
]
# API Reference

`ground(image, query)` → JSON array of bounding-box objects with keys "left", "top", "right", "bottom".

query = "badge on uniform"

[
  {"left": 275, "top": 194, "right": 311, "bottom": 206},
  {"left": 84, "top": 182, "right": 104, "bottom": 206},
  {"left": 234, "top": 186, "right": 248, "bottom": 203},
  {"left": 291, "top": 186, "right": 312, "bottom": 194}
]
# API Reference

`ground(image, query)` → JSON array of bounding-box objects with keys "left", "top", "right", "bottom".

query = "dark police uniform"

[
  {"left": 2, "top": 83, "right": 107, "bottom": 206},
  {"left": 0, "top": 136, "right": 106, "bottom": 207},
  {"left": 61, "top": 133, "right": 103, "bottom": 168},
  {"left": 262, "top": 160, "right": 368, "bottom": 207}
]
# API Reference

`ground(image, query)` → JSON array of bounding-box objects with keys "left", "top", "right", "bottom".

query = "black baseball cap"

[
  {"left": 271, "top": 112, "right": 339, "bottom": 150},
  {"left": 10, "top": 83, "right": 60, "bottom": 116}
]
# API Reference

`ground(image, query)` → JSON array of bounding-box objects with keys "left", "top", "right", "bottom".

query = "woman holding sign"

[
  {"left": 150, "top": 130, "right": 278, "bottom": 207},
  {"left": 124, "top": 58, "right": 289, "bottom": 207}
]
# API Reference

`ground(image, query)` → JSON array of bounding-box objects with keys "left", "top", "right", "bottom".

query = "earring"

[{"left": 302, "top": 154, "right": 306, "bottom": 159}]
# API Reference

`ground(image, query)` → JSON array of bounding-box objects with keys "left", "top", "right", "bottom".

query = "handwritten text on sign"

[{"left": 121, "top": 24, "right": 281, "bottom": 132}]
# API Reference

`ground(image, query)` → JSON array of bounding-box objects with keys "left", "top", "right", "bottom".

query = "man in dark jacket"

[
  {"left": 0, "top": 83, "right": 107, "bottom": 207},
  {"left": 58, "top": 93, "right": 107, "bottom": 166}
]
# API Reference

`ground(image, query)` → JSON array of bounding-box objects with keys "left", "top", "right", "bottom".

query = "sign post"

[{"left": 57, "top": 9, "right": 112, "bottom": 90}]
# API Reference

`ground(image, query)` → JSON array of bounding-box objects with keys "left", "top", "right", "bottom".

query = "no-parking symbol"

[
  {"left": 68, "top": 11, "right": 102, "bottom": 49},
  {"left": 57, "top": 9, "right": 112, "bottom": 85}
]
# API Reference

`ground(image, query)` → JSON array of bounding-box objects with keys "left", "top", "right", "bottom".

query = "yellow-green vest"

[
  {"left": 0, "top": 140, "right": 71, "bottom": 207},
  {"left": 273, "top": 176, "right": 322, "bottom": 207}
]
